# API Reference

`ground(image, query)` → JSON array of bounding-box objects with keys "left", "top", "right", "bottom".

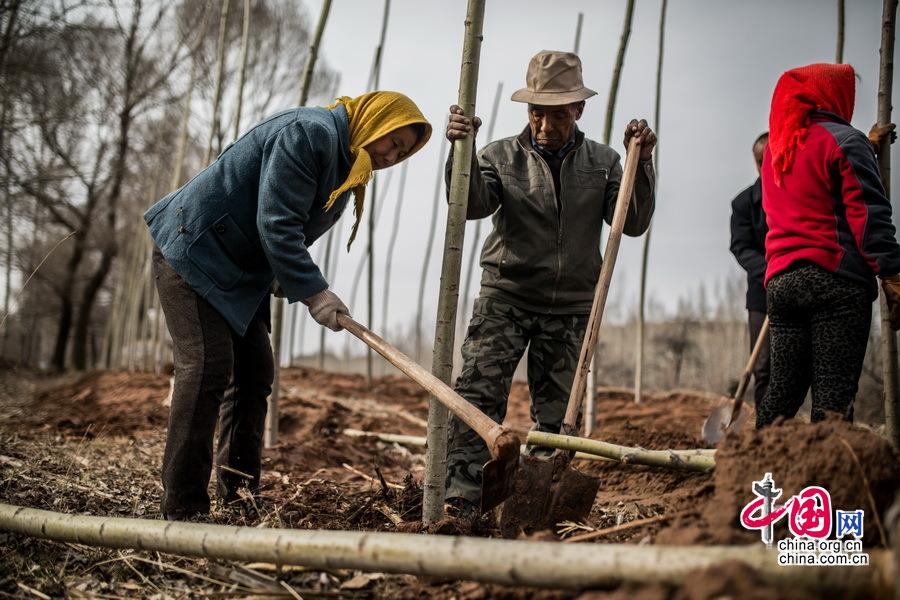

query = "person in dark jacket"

[
  {"left": 729, "top": 132, "right": 770, "bottom": 407},
  {"left": 441, "top": 50, "right": 656, "bottom": 516},
  {"left": 145, "top": 92, "right": 431, "bottom": 520},
  {"left": 758, "top": 63, "right": 900, "bottom": 429}
]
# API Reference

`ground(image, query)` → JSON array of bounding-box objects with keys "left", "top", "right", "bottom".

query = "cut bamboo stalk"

[
  {"left": 588, "top": 0, "right": 637, "bottom": 434},
  {"left": 634, "top": 0, "right": 667, "bottom": 406},
  {"left": 573, "top": 12, "right": 584, "bottom": 53},
  {"left": 423, "top": 0, "right": 487, "bottom": 526},
  {"left": 203, "top": 0, "right": 231, "bottom": 166},
  {"left": 526, "top": 430, "right": 716, "bottom": 472},
  {"left": 342, "top": 428, "right": 610, "bottom": 463},
  {"left": 0, "top": 503, "right": 890, "bottom": 597},
  {"left": 877, "top": 0, "right": 899, "bottom": 451}
]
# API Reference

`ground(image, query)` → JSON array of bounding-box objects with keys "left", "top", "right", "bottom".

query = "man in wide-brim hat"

[{"left": 442, "top": 50, "right": 657, "bottom": 519}]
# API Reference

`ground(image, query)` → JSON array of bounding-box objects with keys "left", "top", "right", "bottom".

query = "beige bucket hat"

[{"left": 511, "top": 50, "right": 598, "bottom": 105}]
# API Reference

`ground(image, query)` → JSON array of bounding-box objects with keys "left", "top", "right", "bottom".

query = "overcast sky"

[{"left": 292, "top": 0, "right": 897, "bottom": 356}]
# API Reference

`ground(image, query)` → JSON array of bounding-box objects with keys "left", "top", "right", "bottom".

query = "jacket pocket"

[
  {"left": 575, "top": 167, "right": 608, "bottom": 188},
  {"left": 186, "top": 214, "right": 253, "bottom": 291}
]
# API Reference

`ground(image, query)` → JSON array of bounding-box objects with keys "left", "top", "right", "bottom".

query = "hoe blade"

[{"left": 480, "top": 443, "right": 520, "bottom": 514}]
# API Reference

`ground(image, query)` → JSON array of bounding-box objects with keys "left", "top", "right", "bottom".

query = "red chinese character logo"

[{"left": 787, "top": 486, "right": 832, "bottom": 539}]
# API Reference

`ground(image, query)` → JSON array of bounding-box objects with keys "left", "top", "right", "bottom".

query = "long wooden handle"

[
  {"left": 728, "top": 316, "right": 770, "bottom": 425},
  {"left": 563, "top": 137, "right": 642, "bottom": 431},
  {"left": 337, "top": 313, "right": 504, "bottom": 448}
]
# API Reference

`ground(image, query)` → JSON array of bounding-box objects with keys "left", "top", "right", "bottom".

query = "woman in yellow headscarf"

[{"left": 144, "top": 91, "right": 431, "bottom": 521}]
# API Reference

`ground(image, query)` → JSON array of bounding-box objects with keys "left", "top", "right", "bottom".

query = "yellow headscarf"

[{"left": 326, "top": 91, "right": 432, "bottom": 250}]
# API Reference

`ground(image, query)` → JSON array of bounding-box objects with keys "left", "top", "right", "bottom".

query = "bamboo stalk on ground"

[
  {"left": 634, "top": 0, "right": 667, "bottom": 406},
  {"left": 265, "top": 0, "right": 333, "bottom": 446},
  {"left": 342, "top": 427, "right": 714, "bottom": 465},
  {"left": 587, "top": 0, "right": 636, "bottom": 434},
  {"left": 878, "top": 0, "right": 899, "bottom": 451},
  {"left": 423, "top": 0, "right": 486, "bottom": 526},
  {"left": 0, "top": 503, "right": 890, "bottom": 597},
  {"left": 203, "top": 0, "right": 231, "bottom": 166}
]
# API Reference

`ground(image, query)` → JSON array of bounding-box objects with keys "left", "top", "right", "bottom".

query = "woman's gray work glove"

[{"left": 304, "top": 289, "right": 350, "bottom": 332}]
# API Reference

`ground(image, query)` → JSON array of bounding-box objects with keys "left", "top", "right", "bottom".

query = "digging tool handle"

[
  {"left": 337, "top": 313, "right": 505, "bottom": 448},
  {"left": 727, "top": 316, "right": 770, "bottom": 425},
  {"left": 563, "top": 137, "right": 642, "bottom": 431}
]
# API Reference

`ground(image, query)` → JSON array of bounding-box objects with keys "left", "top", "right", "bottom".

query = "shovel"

[
  {"left": 499, "top": 137, "right": 643, "bottom": 536},
  {"left": 336, "top": 313, "right": 521, "bottom": 513},
  {"left": 701, "top": 316, "right": 768, "bottom": 445}
]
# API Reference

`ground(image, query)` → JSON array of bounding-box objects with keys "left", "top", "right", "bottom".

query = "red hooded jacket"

[{"left": 762, "top": 64, "right": 900, "bottom": 297}]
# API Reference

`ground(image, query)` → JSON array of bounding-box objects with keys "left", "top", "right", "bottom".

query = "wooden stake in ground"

[
  {"left": 586, "top": 0, "right": 636, "bottom": 434},
  {"left": 634, "top": 0, "right": 667, "bottom": 406},
  {"left": 264, "top": 0, "right": 333, "bottom": 448},
  {"left": 423, "top": 0, "right": 487, "bottom": 526},
  {"left": 877, "top": 0, "right": 899, "bottom": 451},
  {"left": 203, "top": 0, "right": 231, "bottom": 166}
]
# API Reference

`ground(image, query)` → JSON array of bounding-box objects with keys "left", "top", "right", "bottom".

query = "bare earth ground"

[{"left": 0, "top": 366, "right": 896, "bottom": 599}]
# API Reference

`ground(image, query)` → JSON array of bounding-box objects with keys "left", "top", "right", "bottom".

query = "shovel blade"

[
  {"left": 480, "top": 453, "right": 519, "bottom": 514},
  {"left": 499, "top": 455, "right": 600, "bottom": 538},
  {"left": 702, "top": 399, "right": 753, "bottom": 445}
]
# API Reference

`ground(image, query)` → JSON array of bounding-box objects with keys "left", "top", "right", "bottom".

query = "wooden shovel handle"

[
  {"left": 728, "top": 316, "right": 770, "bottom": 424},
  {"left": 336, "top": 313, "right": 506, "bottom": 449},
  {"left": 563, "top": 137, "right": 642, "bottom": 431}
]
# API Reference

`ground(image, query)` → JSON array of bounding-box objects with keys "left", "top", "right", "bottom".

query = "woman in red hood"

[{"left": 758, "top": 63, "right": 900, "bottom": 429}]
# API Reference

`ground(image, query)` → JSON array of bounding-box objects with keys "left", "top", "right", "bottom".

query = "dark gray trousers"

[
  {"left": 153, "top": 247, "right": 274, "bottom": 515},
  {"left": 748, "top": 309, "right": 771, "bottom": 407}
]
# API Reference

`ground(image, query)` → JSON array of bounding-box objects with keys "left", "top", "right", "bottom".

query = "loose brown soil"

[{"left": 0, "top": 366, "right": 897, "bottom": 598}]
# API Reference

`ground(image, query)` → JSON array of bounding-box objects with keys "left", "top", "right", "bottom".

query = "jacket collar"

[
  {"left": 516, "top": 125, "right": 585, "bottom": 158},
  {"left": 811, "top": 109, "right": 852, "bottom": 127}
]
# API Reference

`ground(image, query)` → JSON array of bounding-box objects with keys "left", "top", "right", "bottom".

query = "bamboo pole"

[
  {"left": 232, "top": 0, "right": 251, "bottom": 140},
  {"left": 587, "top": 0, "right": 637, "bottom": 433},
  {"left": 342, "top": 429, "right": 716, "bottom": 467},
  {"left": 634, "top": 0, "right": 667, "bottom": 406},
  {"left": 0, "top": 503, "right": 890, "bottom": 596},
  {"left": 458, "top": 81, "right": 503, "bottom": 346},
  {"left": 415, "top": 135, "right": 449, "bottom": 363},
  {"left": 574, "top": 12, "right": 584, "bottom": 53},
  {"left": 878, "top": 0, "right": 899, "bottom": 451},
  {"left": 526, "top": 430, "right": 715, "bottom": 472},
  {"left": 836, "top": 0, "right": 846, "bottom": 64},
  {"left": 367, "top": 0, "right": 391, "bottom": 382},
  {"left": 203, "top": 0, "right": 231, "bottom": 166},
  {"left": 423, "top": 0, "right": 486, "bottom": 526},
  {"left": 381, "top": 161, "right": 408, "bottom": 335},
  {"left": 265, "top": 0, "right": 334, "bottom": 447},
  {"left": 296, "top": 0, "right": 333, "bottom": 106}
]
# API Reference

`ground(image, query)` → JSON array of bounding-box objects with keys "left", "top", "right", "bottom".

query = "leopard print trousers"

[{"left": 756, "top": 264, "right": 872, "bottom": 429}]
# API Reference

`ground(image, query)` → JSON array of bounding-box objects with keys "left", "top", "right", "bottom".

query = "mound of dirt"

[
  {"left": 659, "top": 417, "right": 900, "bottom": 546},
  {"left": 28, "top": 371, "right": 170, "bottom": 437}
]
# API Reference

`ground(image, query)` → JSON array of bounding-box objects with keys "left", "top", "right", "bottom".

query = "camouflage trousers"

[{"left": 445, "top": 296, "right": 588, "bottom": 504}]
